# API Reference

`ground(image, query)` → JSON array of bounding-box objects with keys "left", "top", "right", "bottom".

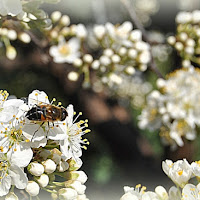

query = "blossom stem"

[
  {"left": 44, "top": 144, "right": 59, "bottom": 149},
  {"left": 42, "top": 187, "right": 58, "bottom": 194},
  {"left": 52, "top": 181, "right": 65, "bottom": 187}
]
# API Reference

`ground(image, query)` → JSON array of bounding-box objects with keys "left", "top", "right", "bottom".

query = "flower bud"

[
  {"left": 77, "top": 194, "right": 89, "bottom": 200},
  {"left": 103, "top": 49, "right": 114, "bottom": 57},
  {"left": 65, "top": 171, "right": 88, "bottom": 184},
  {"left": 59, "top": 188, "right": 78, "bottom": 200},
  {"left": 111, "top": 54, "right": 120, "bottom": 63},
  {"left": 68, "top": 71, "right": 79, "bottom": 81},
  {"left": 125, "top": 66, "right": 135, "bottom": 75},
  {"left": 76, "top": 24, "right": 87, "bottom": 39},
  {"left": 60, "top": 15, "right": 70, "bottom": 26},
  {"left": 42, "top": 159, "right": 57, "bottom": 174},
  {"left": 73, "top": 58, "right": 83, "bottom": 67},
  {"left": 25, "top": 181, "right": 40, "bottom": 196},
  {"left": 6, "top": 46, "right": 17, "bottom": 60},
  {"left": 91, "top": 60, "right": 100, "bottom": 70},
  {"left": 128, "top": 49, "right": 137, "bottom": 59},
  {"left": 57, "top": 161, "right": 69, "bottom": 172},
  {"left": 100, "top": 55, "right": 111, "bottom": 66},
  {"left": 167, "top": 36, "right": 176, "bottom": 45},
  {"left": 69, "top": 181, "right": 86, "bottom": 195},
  {"left": 7, "top": 30, "right": 17, "bottom": 40},
  {"left": 18, "top": 32, "right": 31, "bottom": 43},
  {"left": 138, "top": 51, "right": 151, "bottom": 64},
  {"left": 93, "top": 25, "right": 106, "bottom": 39},
  {"left": 28, "top": 162, "right": 44, "bottom": 176},
  {"left": 36, "top": 174, "right": 49, "bottom": 188},
  {"left": 51, "top": 192, "right": 58, "bottom": 200},
  {"left": 5, "top": 192, "right": 18, "bottom": 200},
  {"left": 118, "top": 47, "right": 127, "bottom": 56},
  {"left": 83, "top": 54, "right": 93, "bottom": 64},
  {"left": 51, "top": 11, "right": 62, "bottom": 22},
  {"left": 130, "top": 29, "right": 142, "bottom": 41},
  {"left": 67, "top": 159, "right": 82, "bottom": 171},
  {"left": 155, "top": 186, "right": 168, "bottom": 200}
]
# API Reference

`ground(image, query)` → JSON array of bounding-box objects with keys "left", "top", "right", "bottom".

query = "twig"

[{"left": 121, "top": 0, "right": 165, "bottom": 79}]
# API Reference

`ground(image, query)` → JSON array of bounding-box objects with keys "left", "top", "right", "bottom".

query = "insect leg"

[{"left": 31, "top": 121, "right": 45, "bottom": 142}]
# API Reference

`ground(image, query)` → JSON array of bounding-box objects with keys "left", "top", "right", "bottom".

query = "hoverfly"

[{"left": 23, "top": 96, "right": 68, "bottom": 141}]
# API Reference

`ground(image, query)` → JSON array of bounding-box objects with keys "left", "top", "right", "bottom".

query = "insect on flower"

[{"left": 23, "top": 90, "right": 68, "bottom": 141}]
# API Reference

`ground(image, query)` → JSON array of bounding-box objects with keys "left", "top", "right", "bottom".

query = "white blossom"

[{"left": 25, "top": 181, "right": 40, "bottom": 197}]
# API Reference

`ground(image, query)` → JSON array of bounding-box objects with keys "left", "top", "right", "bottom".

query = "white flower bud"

[
  {"left": 176, "top": 11, "right": 192, "bottom": 24},
  {"left": 42, "top": 159, "right": 57, "bottom": 174},
  {"left": 29, "top": 162, "right": 44, "bottom": 176},
  {"left": 130, "top": 29, "right": 142, "bottom": 41},
  {"left": 156, "top": 78, "right": 166, "bottom": 88},
  {"left": 76, "top": 24, "right": 87, "bottom": 39},
  {"left": 100, "top": 55, "right": 111, "bottom": 66},
  {"left": 139, "top": 64, "right": 148, "bottom": 71},
  {"left": 36, "top": 174, "right": 49, "bottom": 188},
  {"left": 162, "top": 114, "right": 170, "bottom": 123},
  {"left": 179, "top": 32, "right": 188, "bottom": 41},
  {"left": 167, "top": 36, "right": 176, "bottom": 45},
  {"left": 25, "top": 181, "right": 40, "bottom": 196},
  {"left": 186, "top": 38, "right": 195, "bottom": 47},
  {"left": 6, "top": 46, "right": 17, "bottom": 60},
  {"left": 196, "top": 28, "right": 200, "bottom": 37},
  {"left": 0, "top": 28, "right": 8, "bottom": 36},
  {"left": 182, "top": 60, "right": 191, "bottom": 68},
  {"left": 120, "top": 21, "right": 133, "bottom": 33},
  {"left": 7, "top": 30, "right": 17, "bottom": 40},
  {"left": 185, "top": 46, "right": 194, "bottom": 55},
  {"left": 50, "top": 30, "right": 59, "bottom": 39},
  {"left": 109, "top": 73, "right": 122, "bottom": 84},
  {"left": 5, "top": 192, "right": 18, "bottom": 200},
  {"left": 65, "top": 171, "right": 88, "bottom": 184},
  {"left": 18, "top": 32, "right": 31, "bottom": 43},
  {"left": 59, "top": 188, "right": 78, "bottom": 200},
  {"left": 93, "top": 25, "right": 106, "bottom": 39},
  {"left": 83, "top": 54, "right": 93, "bottom": 63},
  {"left": 135, "top": 41, "right": 150, "bottom": 51},
  {"left": 128, "top": 48, "right": 137, "bottom": 59},
  {"left": 91, "top": 60, "right": 100, "bottom": 70},
  {"left": 68, "top": 71, "right": 79, "bottom": 81},
  {"left": 138, "top": 51, "right": 151, "bottom": 64},
  {"left": 73, "top": 58, "right": 83, "bottom": 67},
  {"left": 61, "top": 27, "right": 70, "bottom": 36},
  {"left": 103, "top": 49, "right": 114, "bottom": 57},
  {"left": 192, "top": 10, "right": 200, "bottom": 23},
  {"left": 57, "top": 161, "right": 69, "bottom": 172},
  {"left": 60, "top": 15, "right": 70, "bottom": 26},
  {"left": 51, "top": 11, "right": 62, "bottom": 22},
  {"left": 155, "top": 186, "right": 168, "bottom": 200},
  {"left": 125, "top": 66, "right": 135, "bottom": 75},
  {"left": 70, "top": 181, "right": 86, "bottom": 195},
  {"left": 175, "top": 42, "right": 184, "bottom": 51},
  {"left": 111, "top": 54, "right": 121, "bottom": 63},
  {"left": 118, "top": 47, "right": 127, "bottom": 56}
]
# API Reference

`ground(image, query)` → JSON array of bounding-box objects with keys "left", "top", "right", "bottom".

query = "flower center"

[
  {"left": 0, "top": 156, "right": 9, "bottom": 183},
  {"left": 59, "top": 44, "right": 70, "bottom": 56}
]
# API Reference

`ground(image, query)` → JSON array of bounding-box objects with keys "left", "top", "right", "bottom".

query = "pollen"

[
  {"left": 178, "top": 170, "right": 183, "bottom": 176},
  {"left": 83, "top": 146, "right": 87, "bottom": 150},
  {"left": 35, "top": 93, "right": 38, "bottom": 96},
  {"left": 53, "top": 98, "right": 56, "bottom": 102},
  {"left": 79, "top": 112, "right": 82, "bottom": 115},
  {"left": 58, "top": 102, "right": 62, "bottom": 106},
  {"left": 25, "top": 139, "right": 30, "bottom": 142},
  {"left": 14, "top": 148, "right": 17, "bottom": 151},
  {"left": 63, "top": 123, "right": 66, "bottom": 125},
  {"left": 136, "top": 184, "right": 141, "bottom": 188},
  {"left": 74, "top": 111, "right": 76, "bottom": 115},
  {"left": 45, "top": 96, "right": 48, "bottom": 99}
]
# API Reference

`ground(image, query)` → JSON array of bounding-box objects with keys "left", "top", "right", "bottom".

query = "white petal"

[
  {"left": 7, "top": 143, "right": 33, "bottom": 167},
  {"left": 28, "top": 90, "right": 49, "bottom": 107},
  {"left": 9, "top": 165, "right": 28, "bottom": 189},
  {"left": 5, "top": 0, "right": 22, "bottom": 16},
  {"left": 0, "top": 175, "right": 11, "bottom": 197},
  {"left": 3, "top": 99, "right": 24, "bottom": 108}
]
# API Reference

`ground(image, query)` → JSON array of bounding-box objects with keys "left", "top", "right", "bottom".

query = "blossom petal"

[{"left": 0, "top": 176, "right": 11, "bottom": 197}]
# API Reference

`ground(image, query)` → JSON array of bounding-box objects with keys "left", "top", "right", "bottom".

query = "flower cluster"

[
  {"left": 91, "top": 21, "right": 151, "bottom": 86},
  {"left": 168, "top": 10, "right": 200, "bottom": 67},
  {"left": 0, "top": 89, "right": 90, "bottom": 199},
  {"left": 121, "top": 158, "right": 200, "bottom": 200},
  {"left": 138, "top": 67, "right": 200, "bottom": 148}
]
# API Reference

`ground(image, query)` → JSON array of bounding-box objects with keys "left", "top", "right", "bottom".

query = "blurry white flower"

[
  {"left": 51, "top": 11, "right": 62, "bottom": 22},
  {"left": 191, "top": 161, "right": 200, "bottom": 177},
  {"left": 36, "top": 174, "right": 49, "bottom": 188},
  {"left": 83, "top": 54, "right": 93, "bottom": 64},
  {"left": 18, "top": 32, "right": 31, "bottom": 43},
  {"left": 42, "top": 159, "right": 57, "bottom": 174},
  {"left": 155, "top": 186, "right": 168, "bottom": 200},
  {"left": 28, "top": 162, "right": 44, "bottom": 176},
  {"left": 59, "top": 188, "right": 78, "bottom": 200},
  {"left": 60, "top": 15, "right": 70, "bottom": 26},
  {"left": 49, "top": 37, "right": 81, "bottom": 64},
  {"left": 25, "top": 181, "right": 40, "bottom": 197},
  {"left": 68, "top": 71, "right": 79, "bottom": 81}
]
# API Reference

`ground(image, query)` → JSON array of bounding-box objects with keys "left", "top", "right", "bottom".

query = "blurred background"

[{"left": 2, "top": 0, "right": 200, "bottom": 199}]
